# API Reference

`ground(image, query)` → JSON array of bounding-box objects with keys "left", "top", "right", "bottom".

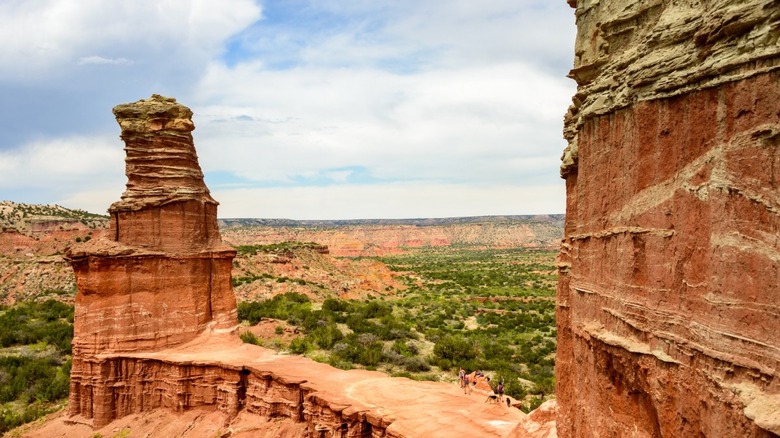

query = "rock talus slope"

[
  {"left": 558, "top": 0, "right": 780, "bottom": 437},
  {"left": 47, "top": 95, "right": 534, "bottom": 437}
]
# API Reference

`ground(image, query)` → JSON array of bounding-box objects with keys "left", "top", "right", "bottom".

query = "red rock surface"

[
  {"left": 64, "top": 95, "right": 239, "bottom": 426},
  {"left": 558, "top": 1, "right": 780, "bottom": 436},
  {"left": 28, "top": 333, "right": 527, "bottom": 437},
  {"left": 65, "top": 96, "right": 238, "bottom": 356},
  {"left": 231, "top": 245, "right": 405, "bottom": 302},
  {"left": 44, "top": 95, "right": 543, "bottom": 437},
  {"left": 512, "top": 400, "right": 557, "bottom": 438}
]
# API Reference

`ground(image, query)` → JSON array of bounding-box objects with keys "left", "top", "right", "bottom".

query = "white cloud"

[
  {"left": 77, "top": 56, "right": 133, "bottom": 66},
  {"left": 0, "top": 135, "right": 125, "bottom": 210},
  {"left": 190, "top": 60, "right": 573, "bottom": 189},
  {"left": 57, "top": 188, "right": 124, "bottom": 215},
  {"left": 214, "top": 182, "right": 565, "bottom": 219},
  {"left": 0, "top": 0, "right": 261, "bottom": 80},
  {"left": 239, "top": 0, "right": 574, "bottom": 74},
  {"left": 0, "top": 0, "right": 577, "bottom": 218}
]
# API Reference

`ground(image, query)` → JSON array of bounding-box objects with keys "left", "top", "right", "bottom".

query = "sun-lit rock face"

[
  {"left": 558, "top": 0, "right": 780, "bottom": 437},
  {"left": 109, "top": 94, "right": 221, "bottom": 251},
  {"left": 65, "top": 94, "right": 238, "bottom": 375}
]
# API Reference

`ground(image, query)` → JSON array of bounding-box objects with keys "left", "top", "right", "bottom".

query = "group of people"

[{"left": 458, "top": 368, "right": 506, "bottom": 406}]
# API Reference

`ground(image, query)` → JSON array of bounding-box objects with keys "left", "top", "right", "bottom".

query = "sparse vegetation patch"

[
  {"left": 0, "top": 299, "right": 74, "bottom": 433},
  {"left": 237, "top": 247, "right": 557, "bottom": 411}
]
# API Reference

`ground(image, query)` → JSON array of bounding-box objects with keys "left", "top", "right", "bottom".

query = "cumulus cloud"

[
  {"left": 0, "top": 0, "right": 261, "bottom": 80},
  {"left": 189, "top": 58, "right": 573, "bottom": 210},
  {"left": 0, "top": 0, "right": 577, "bottom": 218},
  {"left": 0, "top": 135, "right": 125, "bottom": 211},
  {"left": 0, "top": 0, "right": 262, "bottom": 158}
]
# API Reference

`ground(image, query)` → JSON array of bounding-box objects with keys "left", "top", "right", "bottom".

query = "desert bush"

[
  {"left": 0, "top": 356, "right": 70, "bottom": 404},
  {"left": 402, "top": 356, "right": 431, "bottom": 372},
  {"left": 237, "top": 292, "right": 311, "bottom": 324},
  {"left": 239, "top": 331, "right": 262, "bottom": 346},
  {"left": 288, "top": 338, "right": 312, "bottom": 354},
  {"left": 433, "top": 335, "right": 477, "bottom": 363},
  {"left": 308, "top": 324, "right": 344, "bottom": 349},
  {"left": 521, "top": 395, "right": 545, "bottom": 413},
  {"left": 0, "top": 300, "right": 73, "bottom": 352},
  {"left": 332, "top": 336, "right": 383, "bottom": 366}
]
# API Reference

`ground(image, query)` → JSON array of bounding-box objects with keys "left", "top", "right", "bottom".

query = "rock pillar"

[
  {"left": 65, "top": 95, "right": 238, "bottom": 422},
  {"left": 558, "top": 1, "right": 780, "bottom": 436}
]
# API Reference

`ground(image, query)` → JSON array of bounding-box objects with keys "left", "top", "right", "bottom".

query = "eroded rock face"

[
  {"left": 558, "top": 1, "right": 780, "bottom": 437},
  {"left": 65, "top": 95, "right": 238, "bottom": 425},
  {"left": 109, "top": 95, "right": 221, "bottom": 251}
]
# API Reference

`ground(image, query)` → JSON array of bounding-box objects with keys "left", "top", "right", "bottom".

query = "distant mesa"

[{"left": 220, "top": 215, "right": 565, "bottom": 257}]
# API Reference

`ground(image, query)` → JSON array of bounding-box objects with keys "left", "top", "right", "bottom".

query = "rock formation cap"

[
  {"left": 112, "top": 94, "right": 194, "bottom": 134},
  {"left": 110, "top": 94, "right": 216, "bottom": 212}
]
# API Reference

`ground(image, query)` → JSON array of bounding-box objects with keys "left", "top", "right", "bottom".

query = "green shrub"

[
  {"left": 237, "top": 293, "right": 311, "bottom": 324},
  {"left": 239, "top": 331, "right": 262, "bottom": 346},
  {"left": 309, "top": 324, "right": 344, "bottom": 349},
  {"left": 521, "top": 395, "right": 544, "bottom": 413},
  {"left": 433, "top": 335, "right": 477, "bottom": 363},
  {"left": 288, "top": 338, "right": 311, "bottom": 355}
]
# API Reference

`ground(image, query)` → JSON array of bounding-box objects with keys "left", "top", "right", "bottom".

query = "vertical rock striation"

[{"left": 558, "top": 0, "right": 780, "bottom": 436}]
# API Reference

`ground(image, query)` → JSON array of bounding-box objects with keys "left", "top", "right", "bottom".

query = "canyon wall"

[{"left": 557, "top": 0, "right": 780, "bottom": 437}]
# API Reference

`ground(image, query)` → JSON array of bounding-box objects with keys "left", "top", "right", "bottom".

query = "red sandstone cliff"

[
  {"left": 0, "top": 201, "right": 108, "bottom": 304},
  {"left": 557, "top": 1, "right": 780, "bottom": 436},
  {"left": 66, "top": 95, "right": 237, "bottom": 359}
]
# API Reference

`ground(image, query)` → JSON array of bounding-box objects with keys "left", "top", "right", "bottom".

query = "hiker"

[
  {"left": 464, "top": 375, "right": 471, "bottom": 394},
  {"left": 458, "top": 368, "right": 465, "bottom": 388},
  {"left": 497, "top": 382, "right": 505, "bottom": 403}
]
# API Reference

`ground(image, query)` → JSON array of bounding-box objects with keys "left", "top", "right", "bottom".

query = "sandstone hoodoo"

[
  {"left": 558, "top": 0, "right": 780, "bottom": 437},
  {"left": 65, "top": 94, "right": 239, "bottom": 423},
  {"left": 54, "top": 95, "right": 531, "bottom": 437}
]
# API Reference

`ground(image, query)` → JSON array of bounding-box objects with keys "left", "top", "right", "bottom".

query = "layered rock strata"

[
  {"left": 558, "top": 1, "right": 780, "bottom": 437},
  {"left": 66, "top": 95, "right": 238, "bottom": 355},
  {"left": 61, "top": 95, "right": 529, "bottom": 437},
  {"left": 63, "top": 338, "right": 526, "bottom": 437},
  {"left": 65, "top": 95, "right": 238, "bottom": 423}
]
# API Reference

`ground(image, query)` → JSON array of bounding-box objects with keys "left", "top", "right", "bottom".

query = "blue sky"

[{"left": 0, "top": 0, "right": 576, "bottom": 219}]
